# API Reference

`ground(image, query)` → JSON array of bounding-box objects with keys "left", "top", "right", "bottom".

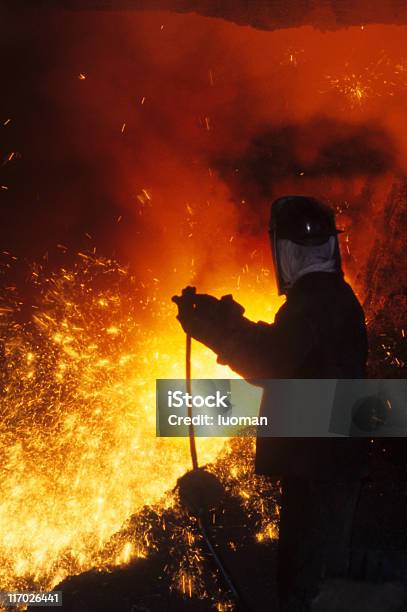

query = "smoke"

[
  {"left": 1, "top": 9, "right": 407, "bottom": 294},
  {"left": 216, "top": 117, "right": 397, "bottom": 203}
]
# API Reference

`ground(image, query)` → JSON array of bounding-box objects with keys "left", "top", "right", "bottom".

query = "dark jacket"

[{"left": 215, "top": 271, "right": 369, "bottom": 479}]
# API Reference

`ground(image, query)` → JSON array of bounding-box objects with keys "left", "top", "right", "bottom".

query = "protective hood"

[{"left": 276, "top": 235, "right": 339, "bottom": 293}]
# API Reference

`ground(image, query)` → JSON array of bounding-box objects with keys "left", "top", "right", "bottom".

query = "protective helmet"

[{"left": 269, "top": 195, "right": 343, "bottom": 295}]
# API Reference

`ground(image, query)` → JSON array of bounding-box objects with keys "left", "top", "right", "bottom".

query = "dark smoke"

[{"left": 215, "top": 118, "right": 398, "bottom": 203}]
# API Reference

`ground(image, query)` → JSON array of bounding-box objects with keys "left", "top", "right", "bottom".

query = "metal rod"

[
  {"left": 186, "top": 333, "right": 198, "bottom": 470},
  {"left": 185, "top": 334, "right": 251, "bottom": 611}
]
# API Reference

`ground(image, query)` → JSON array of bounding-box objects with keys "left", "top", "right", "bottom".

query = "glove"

[
  {"left": 172, "top": 286, "right": 245, "bottom": 351},
  {"left": 172, "top": 286, "right": 220, "bottom": 339}
]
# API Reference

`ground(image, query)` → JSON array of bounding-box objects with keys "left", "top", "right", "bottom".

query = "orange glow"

[
  {"left": 0, "top": 7, "right": 405, "bottom": 598},
  {"left": 0, "top": 253, "right": 282, "bottom": 593}
]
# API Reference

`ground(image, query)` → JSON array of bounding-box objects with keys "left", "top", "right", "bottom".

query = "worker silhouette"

[{"left": 173, "top": 195, "right": 369, "bottom": 611}]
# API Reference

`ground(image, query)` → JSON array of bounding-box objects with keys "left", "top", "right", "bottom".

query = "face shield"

[{"left": 269, "top": 196, "right": 343, "bottom": 295}]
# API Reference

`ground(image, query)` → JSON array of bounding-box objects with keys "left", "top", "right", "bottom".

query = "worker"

[{"left": 172, "top": 195, "right": 369, "bottom": 611}]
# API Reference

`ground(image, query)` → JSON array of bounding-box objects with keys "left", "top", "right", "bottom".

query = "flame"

[{"left": 0, "top": 253, "right": 282, "bottom": 592}]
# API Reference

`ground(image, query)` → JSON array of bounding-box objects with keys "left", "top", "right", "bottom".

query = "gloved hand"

[
  {"left": 172, "top": 286, "right": 245, "bottom": 351},
  {"left": 172, "top": 286, "right": 221, "bottom": 341}
]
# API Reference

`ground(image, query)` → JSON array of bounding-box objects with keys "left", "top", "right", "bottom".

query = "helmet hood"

[{"left": 269, "top": 196, "right": 343, "bottom": 295}]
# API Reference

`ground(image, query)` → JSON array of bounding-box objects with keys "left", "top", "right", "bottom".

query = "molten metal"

[{"left": 0, "top": 253, "right": 281, "bottom": 593}]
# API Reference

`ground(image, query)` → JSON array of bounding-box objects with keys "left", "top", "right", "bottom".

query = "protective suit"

[
  {"left": 173, "top": 195, "right": 369, "bottom": 611},
  {"left": 216, "top": 268, "right": 369, "bottom": 479}
]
